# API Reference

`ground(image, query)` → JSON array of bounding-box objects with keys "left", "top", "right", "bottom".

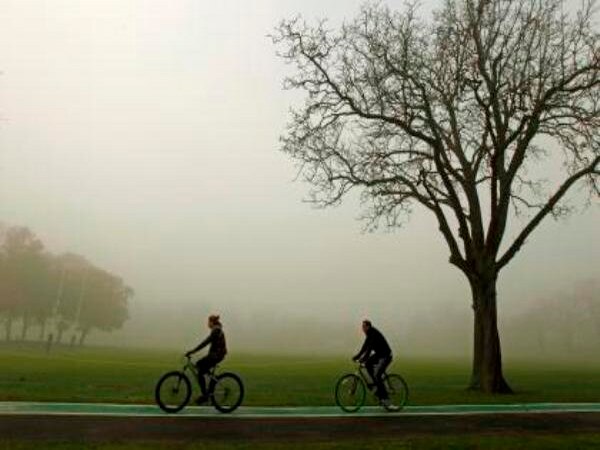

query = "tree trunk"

[
  {"left": 39, "top": 319, "right": 46, "bottom": 342},
  {"left": 79, "top": 328, "right": 89, "bottom": 346},
  {"left": 468, "top": 276, "right": 513, "bottom": 394},
  {"left": 56, "top": 328, "right": 64, "bottom": 345},
  {"left": 21, "top": 314, "right": 29, "bottom": 341}
]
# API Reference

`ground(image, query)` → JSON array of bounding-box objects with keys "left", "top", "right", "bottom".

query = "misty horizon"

[{"left": 0, "top": 0, "right": 598, "bottom": 360}]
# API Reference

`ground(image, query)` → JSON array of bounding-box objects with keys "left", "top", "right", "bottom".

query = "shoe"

[
  {"left": 380, "top": 399, "right": 399, "bottom": 411},
  {"left": 194, "top": 395, "right": 209, "bottom": 405}
]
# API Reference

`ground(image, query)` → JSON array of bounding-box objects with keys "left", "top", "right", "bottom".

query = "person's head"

[
  {"left": 208, "top": 314, "right": 221, "bottom": 329},
  {"left": 361, "top": 319, "right": 372, "bottom": 334}
]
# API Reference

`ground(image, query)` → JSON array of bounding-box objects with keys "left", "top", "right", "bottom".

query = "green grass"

[
  {"left": 1, "top": 343, "right": 599, "bottom": 406},
  {"left": 2, "top": 435, "right": 600, "bottom": 450}
]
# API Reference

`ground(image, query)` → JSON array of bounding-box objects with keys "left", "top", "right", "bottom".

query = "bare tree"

[{"left": 273, "top": 0, "right": 599, "bottom": 393}]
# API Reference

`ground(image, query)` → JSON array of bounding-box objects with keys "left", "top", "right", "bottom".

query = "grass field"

[
  {"left": 2, "top": 344, "right": 600, "bottom": 449},
  {"left": 1, "top": 343, "right": 600, "bottom": 406}
]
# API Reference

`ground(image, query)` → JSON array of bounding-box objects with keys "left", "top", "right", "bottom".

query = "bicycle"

[
  {"left": 334, "top": 362, "right": 409, "bottom": 413},
  {"left": 155, "top": 355, "right": 244, "bottom": 413}
]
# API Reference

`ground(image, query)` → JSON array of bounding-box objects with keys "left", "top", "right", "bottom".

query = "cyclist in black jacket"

[
  {"left": 352, "top": 320, "right": 393, "bottom": 405},
  {"left": 186, "top": 314, "right": 227, "bottom": 405}
]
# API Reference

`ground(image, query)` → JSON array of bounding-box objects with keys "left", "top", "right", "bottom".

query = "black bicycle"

[
  {"left": 155, "top": 356, "right": 244, "bottom": 413},
  {"left": 334, "top": 362, "right": 409, "bottom": 413}
]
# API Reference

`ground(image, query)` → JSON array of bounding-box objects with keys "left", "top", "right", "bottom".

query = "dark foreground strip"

[{"left": 2, "top": 413, "right": 600, "bottom": 442}]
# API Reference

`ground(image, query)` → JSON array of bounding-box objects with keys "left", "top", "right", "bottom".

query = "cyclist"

[
  {"left": 352, "top": 319, "right": 393, "bottom": 407},
  {"left": 186, "top": 314, "right": 228, "bottom": 405}
]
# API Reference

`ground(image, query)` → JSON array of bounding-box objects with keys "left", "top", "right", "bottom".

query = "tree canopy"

[{"left": 0, "top": 224, "right": 133, "bottom": 344}]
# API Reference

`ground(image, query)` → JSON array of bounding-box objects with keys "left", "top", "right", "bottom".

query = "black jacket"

[
  {"left": 191, "top": 325, "right": 227, "bottom": 360},
  {"left": 354, "top": 326, "right": 392, "bottom": 361}
]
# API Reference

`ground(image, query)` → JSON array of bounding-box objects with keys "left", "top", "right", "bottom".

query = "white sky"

[{"left": 0, "top": 0, "right": 597, "bottom": 346}]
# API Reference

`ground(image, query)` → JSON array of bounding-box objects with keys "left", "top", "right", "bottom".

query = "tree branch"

[{"left": 497, "top": 156, "right": 599, "bottom": 270}]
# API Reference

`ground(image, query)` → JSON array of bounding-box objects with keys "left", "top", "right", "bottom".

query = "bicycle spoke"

[
  {"left": 335, "top": 374, "right": 366, "bottom": 412},
  {"left": 155, "top": 371, "right": 191, "bottom": 413},
  {"left": 212, "top": 373, "right": 244, "bottom": 413}
]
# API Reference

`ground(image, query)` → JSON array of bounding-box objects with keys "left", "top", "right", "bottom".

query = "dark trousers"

[
  {"left": 365, "top": 354, "right": 392, "bottom": 400},
  {"left": 195, "top": 355, "right": 222, "bottom": 396}
]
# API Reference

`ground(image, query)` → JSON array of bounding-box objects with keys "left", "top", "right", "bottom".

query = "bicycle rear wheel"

[
  {"left": 211, "top": 372, "right": 244, "bottom": 413},
  {"left": 383, "top": 373, "right": 409, "bottom": 411},
  {"left": 155, "top": 371, "right": 192, "bottom": 413},
  {"left": 335, "top": 373, "right": 366, "bottom": 413}
]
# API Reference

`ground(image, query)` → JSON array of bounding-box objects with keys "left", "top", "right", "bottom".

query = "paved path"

[
  {"left": 1, "top": 401, "right": 600, "bottom": 417},
  {"left": 2, "top": 402, "right": 599, "bottom": 442}
]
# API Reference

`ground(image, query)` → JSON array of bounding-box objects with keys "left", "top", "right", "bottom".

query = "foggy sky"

[{"left": 0, "top": 0, "right": 598, "bottom": 351}]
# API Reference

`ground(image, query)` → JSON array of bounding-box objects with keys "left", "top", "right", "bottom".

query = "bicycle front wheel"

[
  {"left": 335, "top": 373, "right": 366, "bottom": 413},
  {"left": 155, "top": 371, "right": 192, "bottom": 413},
  {"left": 384, "top": 373, "right": 409, "bottom": 411},
  {"left": 211, "top": 372, "right": 244, "bottom": 413}
]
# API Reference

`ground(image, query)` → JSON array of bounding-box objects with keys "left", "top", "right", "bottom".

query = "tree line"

[{"left": 0, "top": 225, "right": 133, "bottom": 346}]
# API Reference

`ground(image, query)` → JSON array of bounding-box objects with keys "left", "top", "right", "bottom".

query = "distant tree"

[
  {"left": 19, "top": 251, "right": 58, "bottom": 341},
  {"left": 52, "top": 253, "right": 89, "bottom": 344},
  {"left": 0, "top": 227, "right": 45, "bottom": 341},
  {"left": 76, "top": 268, "right": 132, "bottom": 345},
  {"left": 0, "top": 252, "right": 24, "bottom": 342},
  {"left": 0, "top": 224, "right": 133, "bottom": 346},
  {"left": 273, "top": 0, "right": 599, "bottom": 392},
  {"left": 33, "top": 254, "right": 62, "bottom": 341}
]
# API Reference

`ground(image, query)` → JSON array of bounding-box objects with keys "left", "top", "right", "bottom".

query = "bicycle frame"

[
  {"left": 183, "top": 356, "right": 219, "bottom": 392},
  {"left": 357, "top": 363, "right": 370, "bottom": 382},
  {"left": 356, "top": 362, "right": 385, "bottom": 386}
]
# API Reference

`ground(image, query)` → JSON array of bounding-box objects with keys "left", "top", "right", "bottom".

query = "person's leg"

[
  {"left": 195, "top": 357, "right": 212, "bottom": 398},
  {"left": 204, "top": 356, "right": 223, "bottom": 394},
  {"left": 365, "top": 354, "right": 377, "bottom": 388},
  {"left": 195, "top": 356, "right": 221, "bottom": 401},
  {"left": 374, "top": 356, "right": 392, "bottom": 400}
]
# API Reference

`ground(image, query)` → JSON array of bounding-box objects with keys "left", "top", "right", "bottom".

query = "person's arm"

[
  {"left": 353, "top": 335, "right": 371, "bottom": 361},
  {"left": 186, "top": 328, "right": 218, "bottom": 356}
]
